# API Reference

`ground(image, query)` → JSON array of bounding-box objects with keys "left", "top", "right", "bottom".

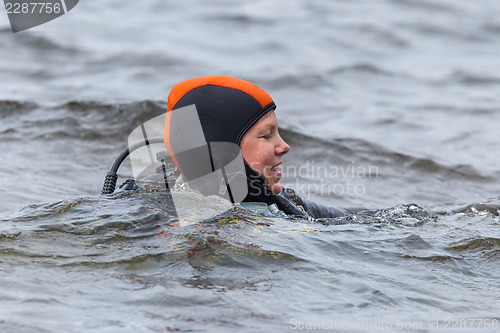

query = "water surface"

[{"left": 1, "top": 0, "right": 499, "bottom": 332}]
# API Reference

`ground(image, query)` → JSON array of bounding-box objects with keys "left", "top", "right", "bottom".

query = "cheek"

[
  {"left": 252, "top": 145, "right": 272, "bottom": 161},
  {"left": 242, "top": 144, "right": 273, "bottom": 172},
  {"left": 256, "top": 150, "right": 276, "bottom": 174}
]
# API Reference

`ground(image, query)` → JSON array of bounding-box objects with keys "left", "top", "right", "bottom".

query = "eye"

[{"left": 260, "top": 135, "right": 271, "bottom": 140}]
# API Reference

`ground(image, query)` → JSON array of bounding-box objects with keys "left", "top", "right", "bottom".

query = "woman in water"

[{"left": 163, "top": 75, "right": 357, "bottom": 219}]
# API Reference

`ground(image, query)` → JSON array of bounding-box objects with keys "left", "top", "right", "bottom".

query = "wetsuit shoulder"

[{"left": 281, "top": 188, "right": 359, "bottom": 219}]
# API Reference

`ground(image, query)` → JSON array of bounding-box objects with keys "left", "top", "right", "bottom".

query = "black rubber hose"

[{"left": 101, "top": 136, "right": 165, "bottom": 195}]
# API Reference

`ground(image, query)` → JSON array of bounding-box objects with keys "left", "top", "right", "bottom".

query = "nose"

[{"left": 275, "top": 134, "right": 290, "bottom": 156}]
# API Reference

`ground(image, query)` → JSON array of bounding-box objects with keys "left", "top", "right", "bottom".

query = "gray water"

[{"left": 1, "top": 0, "right": 500, "bottom": 332}]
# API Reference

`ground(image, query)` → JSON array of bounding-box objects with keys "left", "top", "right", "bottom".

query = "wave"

[
  {"left": 84, "top": 53, "right": 187, "bottom": 68},
  {"left": 1, "top": 30, "right": 80, "bottom": 55},
  {"left": 445, "top": 70, "right": 500, "bottom": 86},
  {"left": 261, "top": 73, "right": 333, "bottom": 90},
  {"left": 483, "top": 22, "right": 500, "bottom": 34},
  {"left": 453, "top": 197, "right": 500, "bottom": 216},
  {"left": 203, "top": 13, "right": 274, "bottom": 25},
  {"left": 328, "top": 63, "right": 403, "bottom": 77},
  {"left": 0, "top": 99, "right": 167, "bottom": 141},
  {"left": 389, "top": 0, "right": 459, "bottom": 13},
  {"left": 446, "top": 237, "right": 500, "bottom": 252},
  {"left": 0, "top": 100, "right": 39, "bottom": 118}
]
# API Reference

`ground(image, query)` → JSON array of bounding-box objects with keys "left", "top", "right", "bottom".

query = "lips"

[
  {"left": 270, "top": 163, "right": 282, "bottom": 178},
  {"left": 270, "top": 164, "right": 281, "bottom": 172}
]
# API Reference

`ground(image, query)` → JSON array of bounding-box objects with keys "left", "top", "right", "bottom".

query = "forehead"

[{"left": 253, "top": 111, "right": 278, "bottom": 129}]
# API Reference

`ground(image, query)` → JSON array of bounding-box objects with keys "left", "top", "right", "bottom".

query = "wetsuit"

[{"left": 243, "top": 164, "right": 357, "bottom": 218}]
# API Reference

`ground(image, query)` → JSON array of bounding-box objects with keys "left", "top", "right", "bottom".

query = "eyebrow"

[{"left": 259, "top": 124, "right": 276, "bottom": 132}]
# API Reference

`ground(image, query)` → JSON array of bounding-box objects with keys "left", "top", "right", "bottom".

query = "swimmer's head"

[{"left": 164, "top": 75, "right": 289, "bottom": 194}]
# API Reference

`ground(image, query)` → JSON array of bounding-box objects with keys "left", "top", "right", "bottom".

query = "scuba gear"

[{"left": 101, "top": 136, "right": 176, "bottom": 195}]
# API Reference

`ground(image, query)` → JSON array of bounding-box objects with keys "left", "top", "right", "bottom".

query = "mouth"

[{"left": 270, "top": 163, "right": 282, "bottom": 174}]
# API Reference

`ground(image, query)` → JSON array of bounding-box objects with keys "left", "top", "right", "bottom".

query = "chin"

[{"left": 270, "top": 182, "right": 282, "bottom": 194}]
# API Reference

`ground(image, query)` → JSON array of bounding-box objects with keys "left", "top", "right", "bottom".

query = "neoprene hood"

[
  {"left": 164, "top": 75, "right": 276, "bottom": 146},
  {"left": 163, "top": 75, "right": 277, "bottom": 203}
]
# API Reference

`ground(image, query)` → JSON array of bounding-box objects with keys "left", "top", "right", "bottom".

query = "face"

[{"left": 240, "top": 111, "right": 290, "bottom": 194}]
